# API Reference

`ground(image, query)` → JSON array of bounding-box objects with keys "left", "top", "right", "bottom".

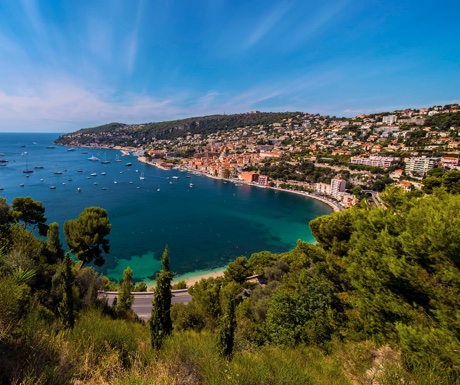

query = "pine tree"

[
  {"left": 150, "top": 245, "right": 173, "bottom": 350},
  {"left": 59, "top": 253, "right": 75, "bottom": 329},
  {"left": 117, "top": 266, "right": 134, "bottom": 316}
]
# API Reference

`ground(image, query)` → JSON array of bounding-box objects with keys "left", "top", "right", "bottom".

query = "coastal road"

[{"left": 98, "top": 289, "right": 192, "bottom": 320}]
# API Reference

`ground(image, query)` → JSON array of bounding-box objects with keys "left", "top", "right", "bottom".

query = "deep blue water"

[{"left": 0, "top": 133, "right": 331, "bottom": 282}]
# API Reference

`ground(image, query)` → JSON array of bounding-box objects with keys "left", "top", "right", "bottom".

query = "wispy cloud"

[{"left": 244, "top": 1, "right": 291, "bottom": 48}]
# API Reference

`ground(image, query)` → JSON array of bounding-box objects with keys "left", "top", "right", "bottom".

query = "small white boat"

[
  {"left": 139, "top": 172, "right": 145, "bottom": 180},
  {"left": 88, "top": 155, "right": 99, "bottom": 161},
  {"left": 94, "top": 182, "right": 98, "bottom": 185},
  {"left": 189, "top": 183, "right": 193, "bottom": 187},
  {"left": 172, "top": 176, "right": 179, "bottom": 179},
  {"left": 101, "top": 171, "right": 107, "bottom": 176},
  {"left": 50, "top": 185, "right": 56, "bottom": 189},
  {"left": 114, "top": 180, "right": 118, "bottom": 184},
  {"left": 102, "top": 187, "right": 108, "bottom": 190},
  {"left": 20, "top": 183, "right": 25, "bottom": 187},
  {"left": 77, "top": 187, "right": 81, "bottom": 192},
  {"left": 90, "top": 172, "right": 97, "bottom": 176}
]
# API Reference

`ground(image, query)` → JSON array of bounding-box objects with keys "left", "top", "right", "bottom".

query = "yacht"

[
  {"left": 125, "top": 162, "right": 132, "bottom": 166},
  {"left": 101, "top": 171, "right": 107, "bottom": 176},
  {"left": 90, "top": 172, "right": 97, "bottom": 176},
  {"left": 88, "top": 155, "right": 100, "bottom": 161}
]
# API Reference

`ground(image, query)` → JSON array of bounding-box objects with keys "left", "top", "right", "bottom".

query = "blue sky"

[{"left": 0, "top": 0, "right": 459, "bottom": 132}]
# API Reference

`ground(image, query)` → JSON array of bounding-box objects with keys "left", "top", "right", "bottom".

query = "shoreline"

[{"left": 138, "top": 155, "right": 341, "bottom": 212}]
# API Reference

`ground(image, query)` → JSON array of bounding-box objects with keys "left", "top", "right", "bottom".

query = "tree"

[
  {"left": 64, "top": 207, "right": 111, "bottom": 267},
  {"left": 224, "top": 256, "right": 250, "bottom": 284},
  {"left": 59, "top": 253, "right": 75, "bottom": 329},
  {"left": 150, "top": 246, "right": 173, "bottom": 350},
  {"left": 46, "top": 222, "right": 64, "bottom": 264},
  {"left": 0, "top": 198, "right": 11, "bottom": 226},
  {"left": 11, "top": 196, "right": 47, "bottom": 235},
  {"left": 117, "top": 266, "right": 134, "bottom": 316},
  {"left": 217, "top": 286, "right": 237, "bottom": 359}
]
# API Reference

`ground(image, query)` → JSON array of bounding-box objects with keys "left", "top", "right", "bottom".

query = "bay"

[{"left": 0, "top": 133, "right": 332, "bottom": 283}]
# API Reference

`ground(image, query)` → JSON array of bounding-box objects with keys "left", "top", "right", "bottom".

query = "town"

[{"left": 56, "top": 105, "right": 460, "bottom": 209}]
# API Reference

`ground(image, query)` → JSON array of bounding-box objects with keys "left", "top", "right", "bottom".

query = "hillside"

[
  {"left": 1, "top": 187, "right": 459, "bottom": 384},
  {"left": 54, "top": 112, "right": 300, "bottom": 147}
]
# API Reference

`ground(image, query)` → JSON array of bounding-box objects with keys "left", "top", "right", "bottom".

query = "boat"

[
  {"left": 0, "top": 187, "right": 4, "bottom": 190},
  {"left": 67, "top": 148, "right": 76, "bottom": 152},
  {"left": 101, "top": 171, "right": 107, "bottom": 176},
  {"left": 33, "top": 142, "right": 37, "bottom": 145},
  {"left": 94, "top": 182, "right": 98, "bottom": 185},
  {"left": 125, "top": 162, "right": 132, "bottom": 166},
  {"left": 186, "top": 175, "right": 191, "bottom": 178},
  {"left": 114, "top": 179, "right": 118, "bottom": 184},
  {"left": 62, "top": 182, "right": 66, "bottom": 185},
  {"left": 0, "top": 163, "right": 7, "bottom": 167},
  {"left": 77, "top": 168, "right": 83, "bottom": 172},
  {"left": 157, "top": 188, "right": 160, "bottom": 192},
  {"left": 129, "top": 181, "right": 133, "bottom": 184},
  {"left": 34, "top": 165, "right": 44, "bottom": 169},
  {"left": 102, "top": 187, "right": 108, "bottom": 190},
  {"left": 90, "top": 172, "right": 97, "bottom": 176},
  {"left": 22, "top": 154, "right": 34, "bottom": 174},
  {"left": 189, "top": 183, "right": 193, "bottom": 187},
  {"left": 68, "top": 178, "right": 73, "bottom": 181},
  {"left": 50, "top": 185, "right": 56, "bottom": 189},
  {"left": 77, "top": 187, "right": 81, "bottom": 192},
  {"left": 54, "top": 171, "right": 63, "bottom": 175},
  {"left": 172, "top": 176, "right": 179, "bottom": 179},
  {"left": 88, "top": 155, "right": 99, "bottom": 161},
  {"left": 0, "top": 159, "right": 9, "bottom": 163},
  {"left": 139, "top": 172, "right": 145, "bottom": 180},
  {"left": 101, "top": 152, "right": 111, "bottom": 164},
  {"left": 46, "top": 146, "right": 56, "bottom": 149},
  {"left": 81, "top": 151, "right": 88, "bottom": 154},
  {"left": 115, "top": 155, "right": 121, "bottom": 162},
  {"left": 20, "top": 183, "right": 25, "bottom": 187},
  {"left": 40, "top": 179, "right": 44, "bottom": 182}
]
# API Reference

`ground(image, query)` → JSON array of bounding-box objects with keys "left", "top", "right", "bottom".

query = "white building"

[
  {"left": 405, "top": 157, "right": 439, "bottom": 176},
  {"left": 382, "top": 115, "right": 397, "bottom": 125},
  {"left": 330, "top": 178, "right": 346, "bottom": 199}
]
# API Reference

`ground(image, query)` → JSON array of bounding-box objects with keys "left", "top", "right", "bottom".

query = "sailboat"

[
  {"left": 139, "top": 172, "right": 145, "bottom": 180},
  {"left": 101, "top": 152, "right": 111, "bottom": 164},
  {"left": 22, "top": 153, "right": 34, "bottom": 174}
]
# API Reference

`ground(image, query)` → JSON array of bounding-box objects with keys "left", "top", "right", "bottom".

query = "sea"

[{"left": 0, "top": 133, "right": 332, "bottom": 283}]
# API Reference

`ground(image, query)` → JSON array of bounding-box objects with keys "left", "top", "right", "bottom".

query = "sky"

[{"left": 0, "top": 0, "right": 459, "bottom": 133}]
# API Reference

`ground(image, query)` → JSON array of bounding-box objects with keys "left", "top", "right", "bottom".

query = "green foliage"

[
  {"left": 58, "top": 253, "right": 75, "bottom": 329},
  {"left": 425, "top": 111, "right": 460, "bottom": 129},
  {"left": 171, "top": 280, "right": 187, "bottom": 289},
  {"left": 11, "top": 196, "right": 47, "bottom": 235},
  {"left": 188, "top": 277, "right": 223, "bottom": 329},
  {"left": 423, "top": 170, "right": 460, "bottom": 194},
  {"left": 117, "top": 266, "right": 134, "bottom": 316},
  {"left": 224, "top": 256, "right": 250, "bottom": 284},
  {"left": 45, "top": 222, "right": 64, "bottom": 264},
  {"left": 150, "top": 246, "right": 173, "bottom": 350},
  {"left": 64, "top": 206, "right": 111, "bottom": 267},
  {"left": 134, "top": 281, "right": 147, "bottom": 292},
  {"left": 265, "top": 272, "right": 334, "bottom": 347}
]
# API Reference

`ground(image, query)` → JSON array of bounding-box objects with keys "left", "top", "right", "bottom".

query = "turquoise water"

[{"left": 0, "top": 133, "right": 331, "bottom": 282}]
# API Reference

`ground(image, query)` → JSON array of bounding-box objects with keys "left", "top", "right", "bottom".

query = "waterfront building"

[{"left": 330, "top": 178, "right": 346, "bottom": 199}]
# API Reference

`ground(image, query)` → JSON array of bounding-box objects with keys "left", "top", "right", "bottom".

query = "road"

[
  {"left": 362, "top": 190, "right": 383, "bottom": 207},
  {"left": 98, "top": 289, "right": 192, "bottom": 320}
]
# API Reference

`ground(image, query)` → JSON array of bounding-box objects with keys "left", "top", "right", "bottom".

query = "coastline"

[{"left": 137, "top": 156, "right": 341, "bottom": 212}]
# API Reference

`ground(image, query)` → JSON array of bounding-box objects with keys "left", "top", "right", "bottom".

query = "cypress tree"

[
  {"left": 150, "top": 245, "right": 173, "bottom": 350},
  {"left": 59, "top": 253, "right": 75, "bottom": 329},
  {"left": 217, "top": 285, "right": 237, "bottom": 359},
  {"left": 117, "top": 266, "right": 134, "bottom": 316},
  {"left": 46, "top": 222, "right": 64, "bottom": 264}
]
